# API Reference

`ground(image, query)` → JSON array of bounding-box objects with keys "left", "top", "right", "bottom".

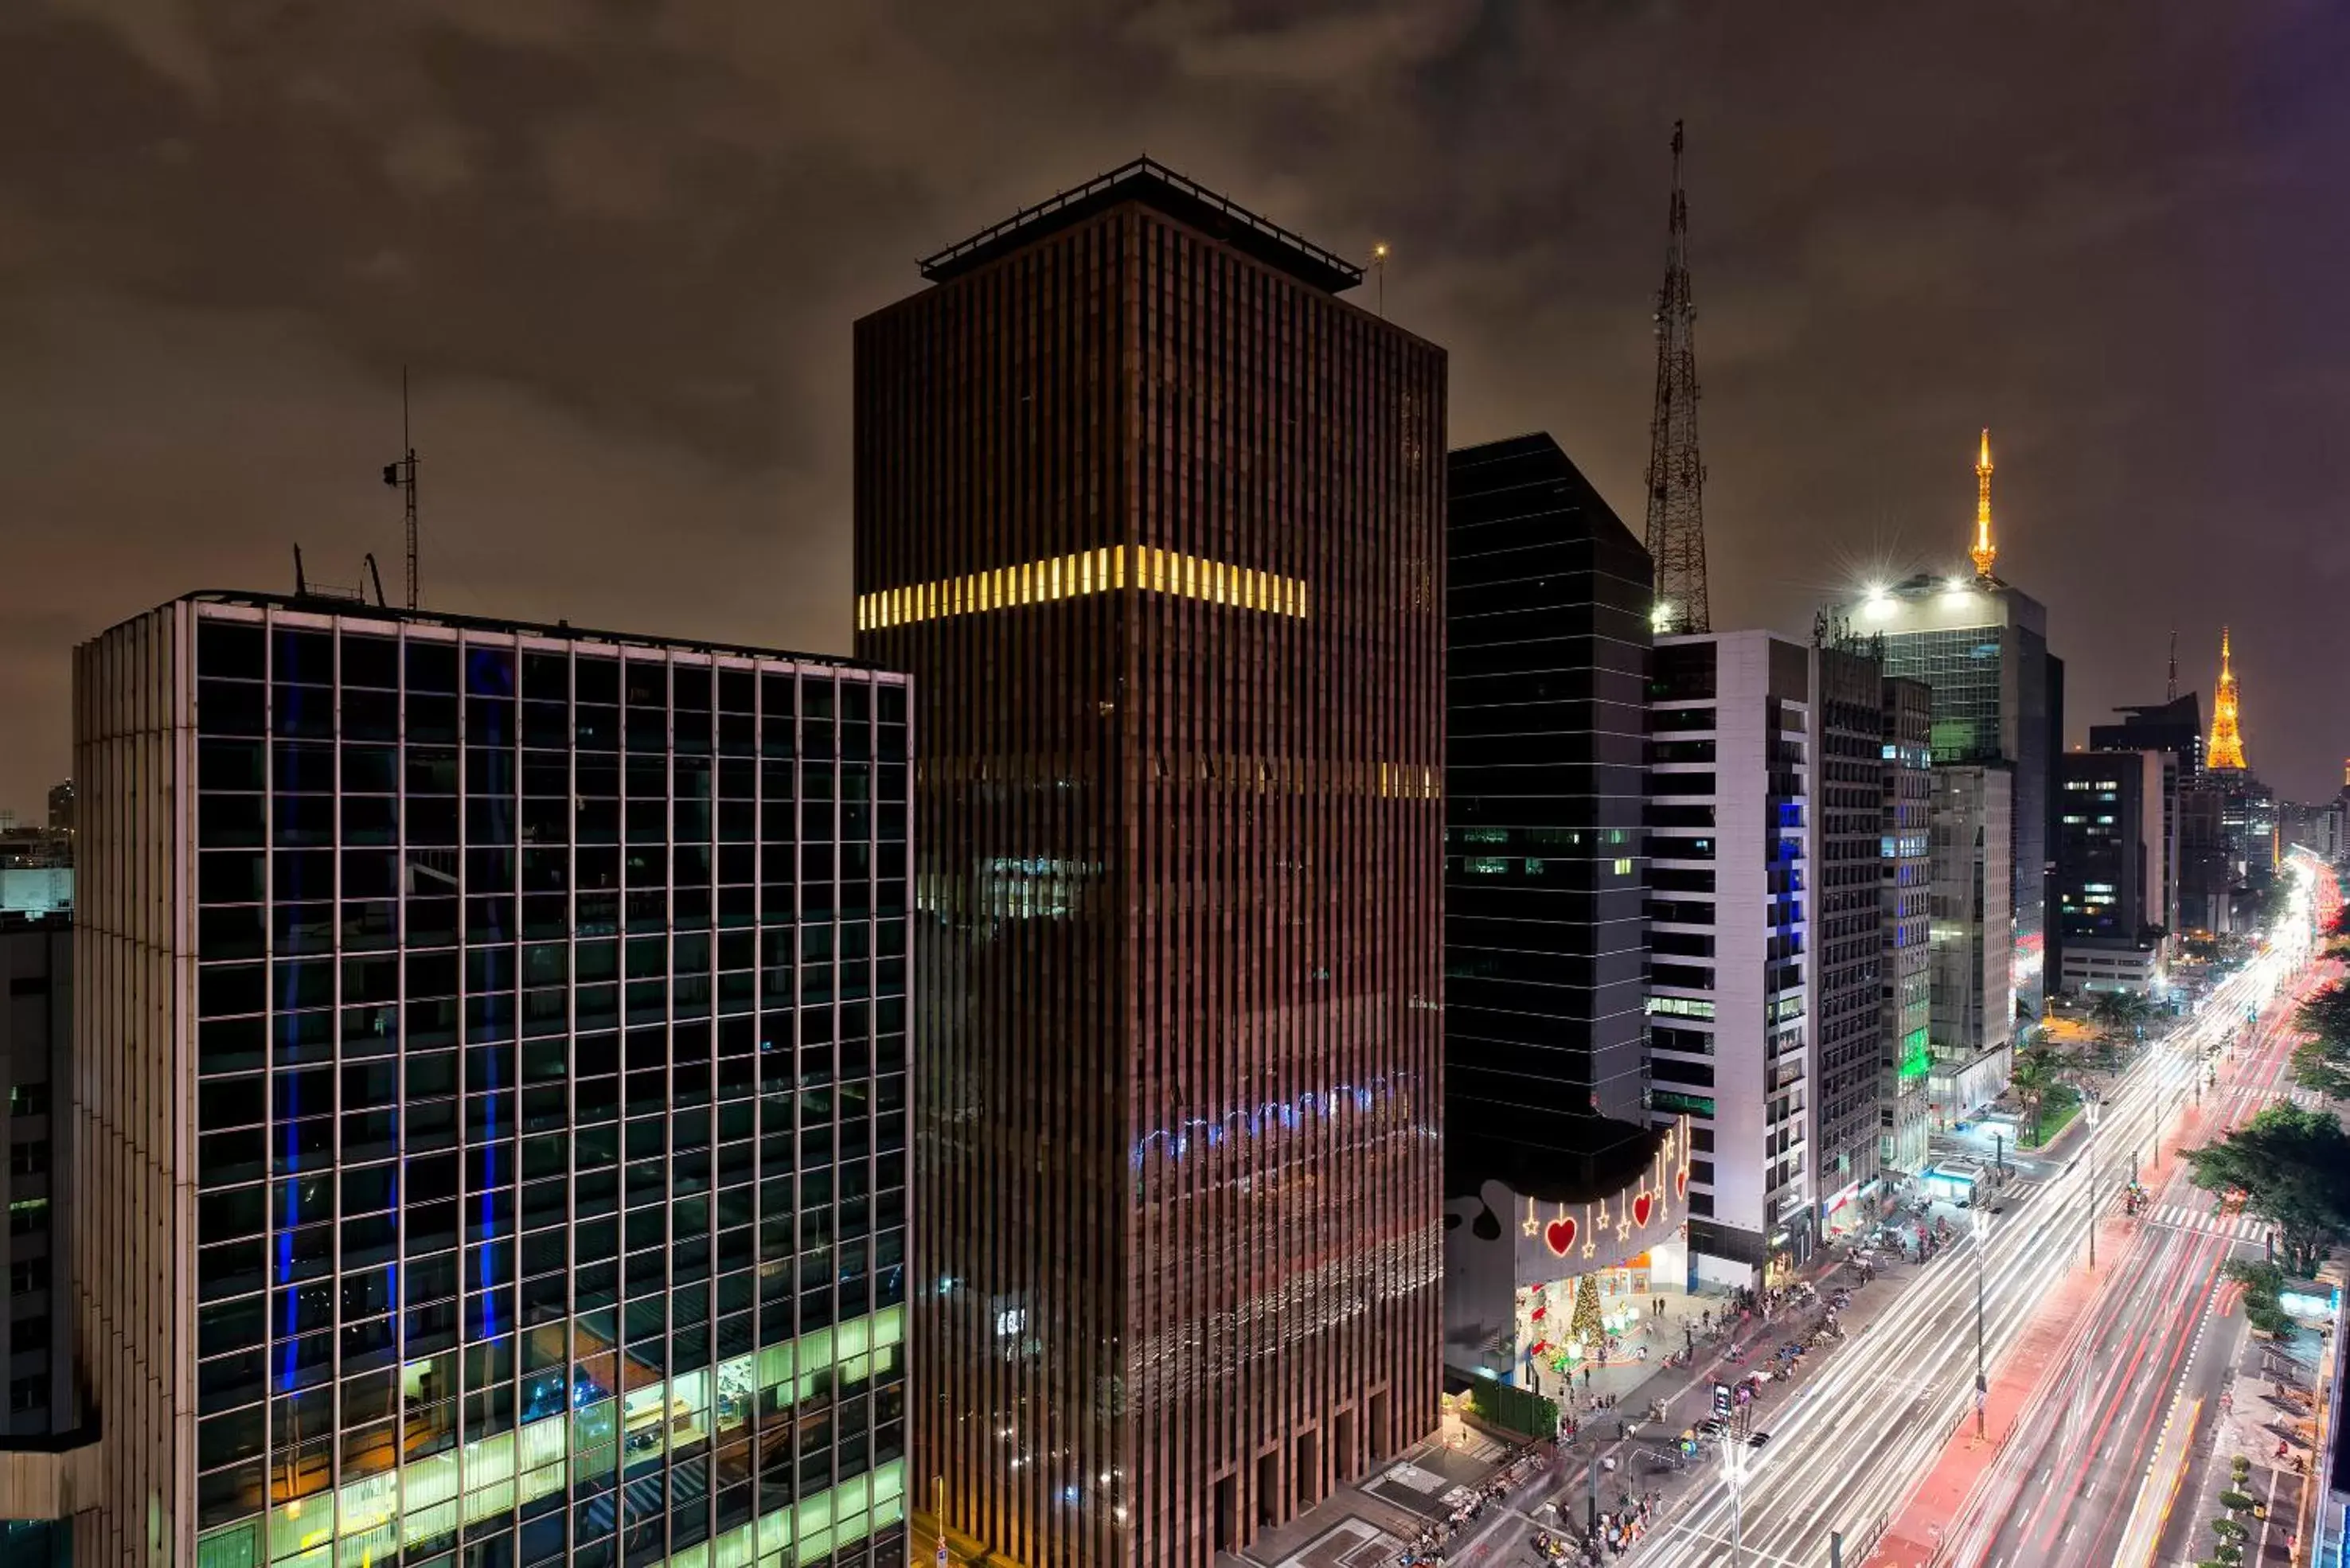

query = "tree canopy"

[
  {"left": 2087, "top": 989, "right": 2158, "bottom": 1034},
  {"left": 2181, "top": 1102, "right": 2350, "bottom": 1277},
  {"left": 2290, "top": 981, "right": 2350, "bottom": 1098},
  {"left": 2008, "top": 1043, "right": 2077, "bottom": 1145}
]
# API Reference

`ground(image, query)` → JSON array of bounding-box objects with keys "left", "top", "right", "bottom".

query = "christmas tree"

[{"left": 1571, "top": 1273, "right": 1604, "bottom": 1352}]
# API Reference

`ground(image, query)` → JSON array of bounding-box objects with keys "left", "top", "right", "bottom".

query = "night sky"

[{"left": 4, "top": 1, "right": 2347, "bottom": 813}]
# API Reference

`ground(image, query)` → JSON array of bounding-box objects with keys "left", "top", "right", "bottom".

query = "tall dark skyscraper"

[
  {"left": 73, "top": 595, "right": 909, "bottom": 1568},
  {"left": 1438, "top": 434, "right": 1656, "bottom": 1379},
  {"left": 1444, "top": 435, "right": 1651, "bottom": 1141},
  {"left": 1, "top": 914, "right": 72, "bottom": 1443},
  {"left": 2054, "top": 750, "right": 2168, "bottom": 992},
  {"left": 1807, "top": 646, "right": 1884, "bottom": 1233},
  {"left": 855, "top": 158, "right": 1446, "bottom": 1567},
  {"left": 2089, "top": 692, "right": 2203, "bottom": 938}
]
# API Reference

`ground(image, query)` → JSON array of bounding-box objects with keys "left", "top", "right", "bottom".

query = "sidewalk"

[
  {"left": 1521, "top": 1243, "right": 1920, "bottom": 1547},
  {"left": 2199, "top": 1324, "right": 2323, "bottom": 1566}
]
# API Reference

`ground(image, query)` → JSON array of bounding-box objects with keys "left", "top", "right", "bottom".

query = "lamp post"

[
  {"left": 2085, "top": 1096, "right": 2103, "bottom": 1270},
  {"left": 1972, "top": 1205, "right": 1989, "bottom": 1440},
  {"left": 1723, "top": 1433, "right": 1749, "bottom": 1568}
]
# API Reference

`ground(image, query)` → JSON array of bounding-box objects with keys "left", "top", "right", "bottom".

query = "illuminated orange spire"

[
  {"left": 2208, "top": 626, "right": 2248, "bottom": 771},
  {"left": 1969, "top": 427, "right": 1997, "bottom": 579}
]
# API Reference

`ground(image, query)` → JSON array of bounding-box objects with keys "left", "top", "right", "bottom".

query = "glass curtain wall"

[{"left": 175, "top": 605, "right": 909, "bottom": 1568}]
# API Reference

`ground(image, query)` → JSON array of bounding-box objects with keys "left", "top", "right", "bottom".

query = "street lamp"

[
  {"left": 2085, "top": 1097, "right": 2103, "bottom": 1270},
  {"left": 1972, "top": 1205, "right": 1989, "bottom": 1440},
  {"left": 1722, "top": 1433, "right": 1750, "bottom": 1568}
]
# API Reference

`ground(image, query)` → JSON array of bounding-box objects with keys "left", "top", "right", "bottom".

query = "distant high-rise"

[
  {"left": 1878, "top": 680, "right": 1934, "bottom": 1176},
  {"left": 856, "top": 159, "right": 1445, "bottom": 1566},
  {"left": 2207, "top": 627, "right": 2248, "bottom": 772},
  {"left": 2089, "top": 691, "right": 2203, "bottom": 936},
  {"left": 1808, "top": 646, "right": 1887, "bottom": 1238},
  {"left": 2055, "top": 750, "right": 2169, "bottom": 993},
  {"left": 1928, "top": 767, "right": 2014, "bottom": 1110},
  {"left": 2177, "top": 785, "right": 2235, "bottom": 934},
  {"left": 1824, "top": 430, "right": 2056, "bottom": 1071},
  {"left": 73, "top": 594, "right": 909, "bottom": 1568},
  {"left": 44, "top": 782, "right": 72, "bottom": 836}
]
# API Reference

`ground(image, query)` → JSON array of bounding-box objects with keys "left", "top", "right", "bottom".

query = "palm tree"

[
  {"left": 2009, "top": 1044, "right": 2065, "bottom": 1146},
  {"left": 2086, "top": 989, "right": 2153, "bottom": 1033}
]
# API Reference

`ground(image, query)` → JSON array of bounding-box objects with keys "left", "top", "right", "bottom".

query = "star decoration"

[
  {"left": 1582, "top": 1239, "right": 1597, "bottom": 1259},
  {"left": 1617, "top": 1218, "right": 1633, "bottom": 1242}
]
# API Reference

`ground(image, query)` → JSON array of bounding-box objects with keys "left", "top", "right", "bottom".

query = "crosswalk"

[
  {"left": 2141, "top": 1203, "right": 2272, "bottom": 1242},
  {"left": 2215, "top": 1084, "right": 2332, "bottom": 1113}
]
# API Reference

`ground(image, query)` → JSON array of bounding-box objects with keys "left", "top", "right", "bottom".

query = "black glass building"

[
  {"left": 2088, "top": 693, "right": 2204, "bottom": 937},
  {"left": 74, "top": 594, "right": 910, "bottom": 1568},
  {"left": 1444, "top": 434, "right": 1652, "bottom": 1150}
]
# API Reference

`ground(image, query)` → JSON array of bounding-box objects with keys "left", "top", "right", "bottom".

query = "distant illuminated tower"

[
  {"left": 1644, "top": 121, "right": 1709, "bottom": 634},
  {"left": 1970, "top": 428, "right": 1997, "bottom": 579},
  {"left": 2208, "top": 626, "right": 2248, "bottom": 771}
]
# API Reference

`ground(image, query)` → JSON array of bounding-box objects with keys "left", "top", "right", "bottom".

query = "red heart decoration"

[
  {"left": 1632, "top": 1192, "right": 1654, "bottom": 1228},
  {"left": 1675, "top": 1169, "right": 1688, "bottom": 1199},
  {"left": 1544, "top": 1217, "right": 1576, "bottom": 1257}
]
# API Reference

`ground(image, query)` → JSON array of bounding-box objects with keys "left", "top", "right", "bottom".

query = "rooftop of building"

[
  {"left": 1447, "top": 431, "right": 1646, "bottom": 555},
  {"left": 915, "top": 156, "right": 1365, "bottom": 295},
  {"left": 123, "top": 591, "right": 892, "bottom": 674}
]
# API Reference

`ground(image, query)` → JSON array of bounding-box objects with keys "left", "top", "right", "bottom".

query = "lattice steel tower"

[
  {"left": 2208, "top": 625, "right": 2248, "bottom": 770},
  {"left": 1644, "top": 120, "right": 1709, "bottom": 634}
]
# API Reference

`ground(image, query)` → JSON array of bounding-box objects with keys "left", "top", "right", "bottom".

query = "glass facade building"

[
  {"left": 2055, "top": 750, "right": 2168, "bottom": 993},
  {"left": 73, "top": 595, "right": 910, "bottom": 1568},
  {"left": 2, "top": 915, "right": 72, "bottom": 1444},
  {"left": 1438, "top": 432, "right": 1661, "bottom": 1381},
  {"left": 1806, "top": 648, "right": 1883, "bottom": 1233},
  {"left": 1926, "top": 766, "right": 2013, "bottom": 1113},
  {"left": 1876, "top": 681, "right": 1933, "bottom": 1176},
  {"left": 856, "top": 160, "right": 1445, "bottom": 1566},
  {"left": 1444, "top": 435, "right": 1653, "bottom": 1145},
  {"left": 1830, "top": 575, "right": 2056, "bottom": 1033}
]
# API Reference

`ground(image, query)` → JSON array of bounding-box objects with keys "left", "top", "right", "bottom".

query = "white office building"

[{"left": 1648, "top": 633, "right": 1815, "bottom": 1288}]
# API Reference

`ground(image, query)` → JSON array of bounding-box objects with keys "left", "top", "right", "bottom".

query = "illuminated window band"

[
  {"left": 857, "top": 545, "right": 1308, "bottom": 630},
  {"left": 194, "top": 1309, "right": 904, "bottom": 1568},
  {"left": 915, "top": 753, "right": 1439, "bottom": 799}
]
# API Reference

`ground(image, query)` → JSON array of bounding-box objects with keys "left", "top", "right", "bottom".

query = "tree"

[
  {"left": 1570, "top": 1273, "right": 1604, "bottom": 1352},
  {"left": 2222, "top": 1258, "right": 2296, "bottom": 1337},
  {"left": 2010, "top": 1043, "right": 2072, "bottom": 1144},
  {"left": 2182, "top": 1103, "right": 2350, "bottom": 1277},
  {"left": 2290, "top": 982, "right": 2350, "bottom": 1098},
  {"left": 2087, "top": 989, "right": 2157, "bottom": 1036}
]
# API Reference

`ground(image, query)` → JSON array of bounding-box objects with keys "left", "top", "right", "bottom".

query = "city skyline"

[{"left": 5, "top": 4, "right": 2350, "bottom": 809}]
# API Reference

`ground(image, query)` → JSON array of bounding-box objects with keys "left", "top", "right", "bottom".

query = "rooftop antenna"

[
  {"left": 1644, "top": 119, "right": 1710, "bottom": 634},
  {"left": 1369, "top": 242, "right": 1390, "bottom": 318},
  {"left": 2166, "top": 628, "right": 2178, "bottom": 703},
  {"left": 383, "top": 368, "right": 419, "bottom": 609}
]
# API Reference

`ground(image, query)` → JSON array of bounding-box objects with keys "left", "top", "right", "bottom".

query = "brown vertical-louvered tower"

[{"left": 853, "top": 158, "right": 1446, "bottom": 1567}]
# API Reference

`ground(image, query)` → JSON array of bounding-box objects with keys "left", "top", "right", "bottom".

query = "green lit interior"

[{"left": 193, "top": 1307, "right": 904, "bottom": 1568}]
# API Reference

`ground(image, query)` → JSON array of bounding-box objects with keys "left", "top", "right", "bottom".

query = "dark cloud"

[{"left": 3, "top": 0, "right": 2348, "bottom": 810}]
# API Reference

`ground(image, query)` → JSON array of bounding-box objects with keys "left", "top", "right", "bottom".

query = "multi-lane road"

[
  {"left": 1950, "top": 959, "right": 2321, "bottom": 1568},
  {"left": 1633, "top": 913, "right": 2322, "bottom": 1568}
]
